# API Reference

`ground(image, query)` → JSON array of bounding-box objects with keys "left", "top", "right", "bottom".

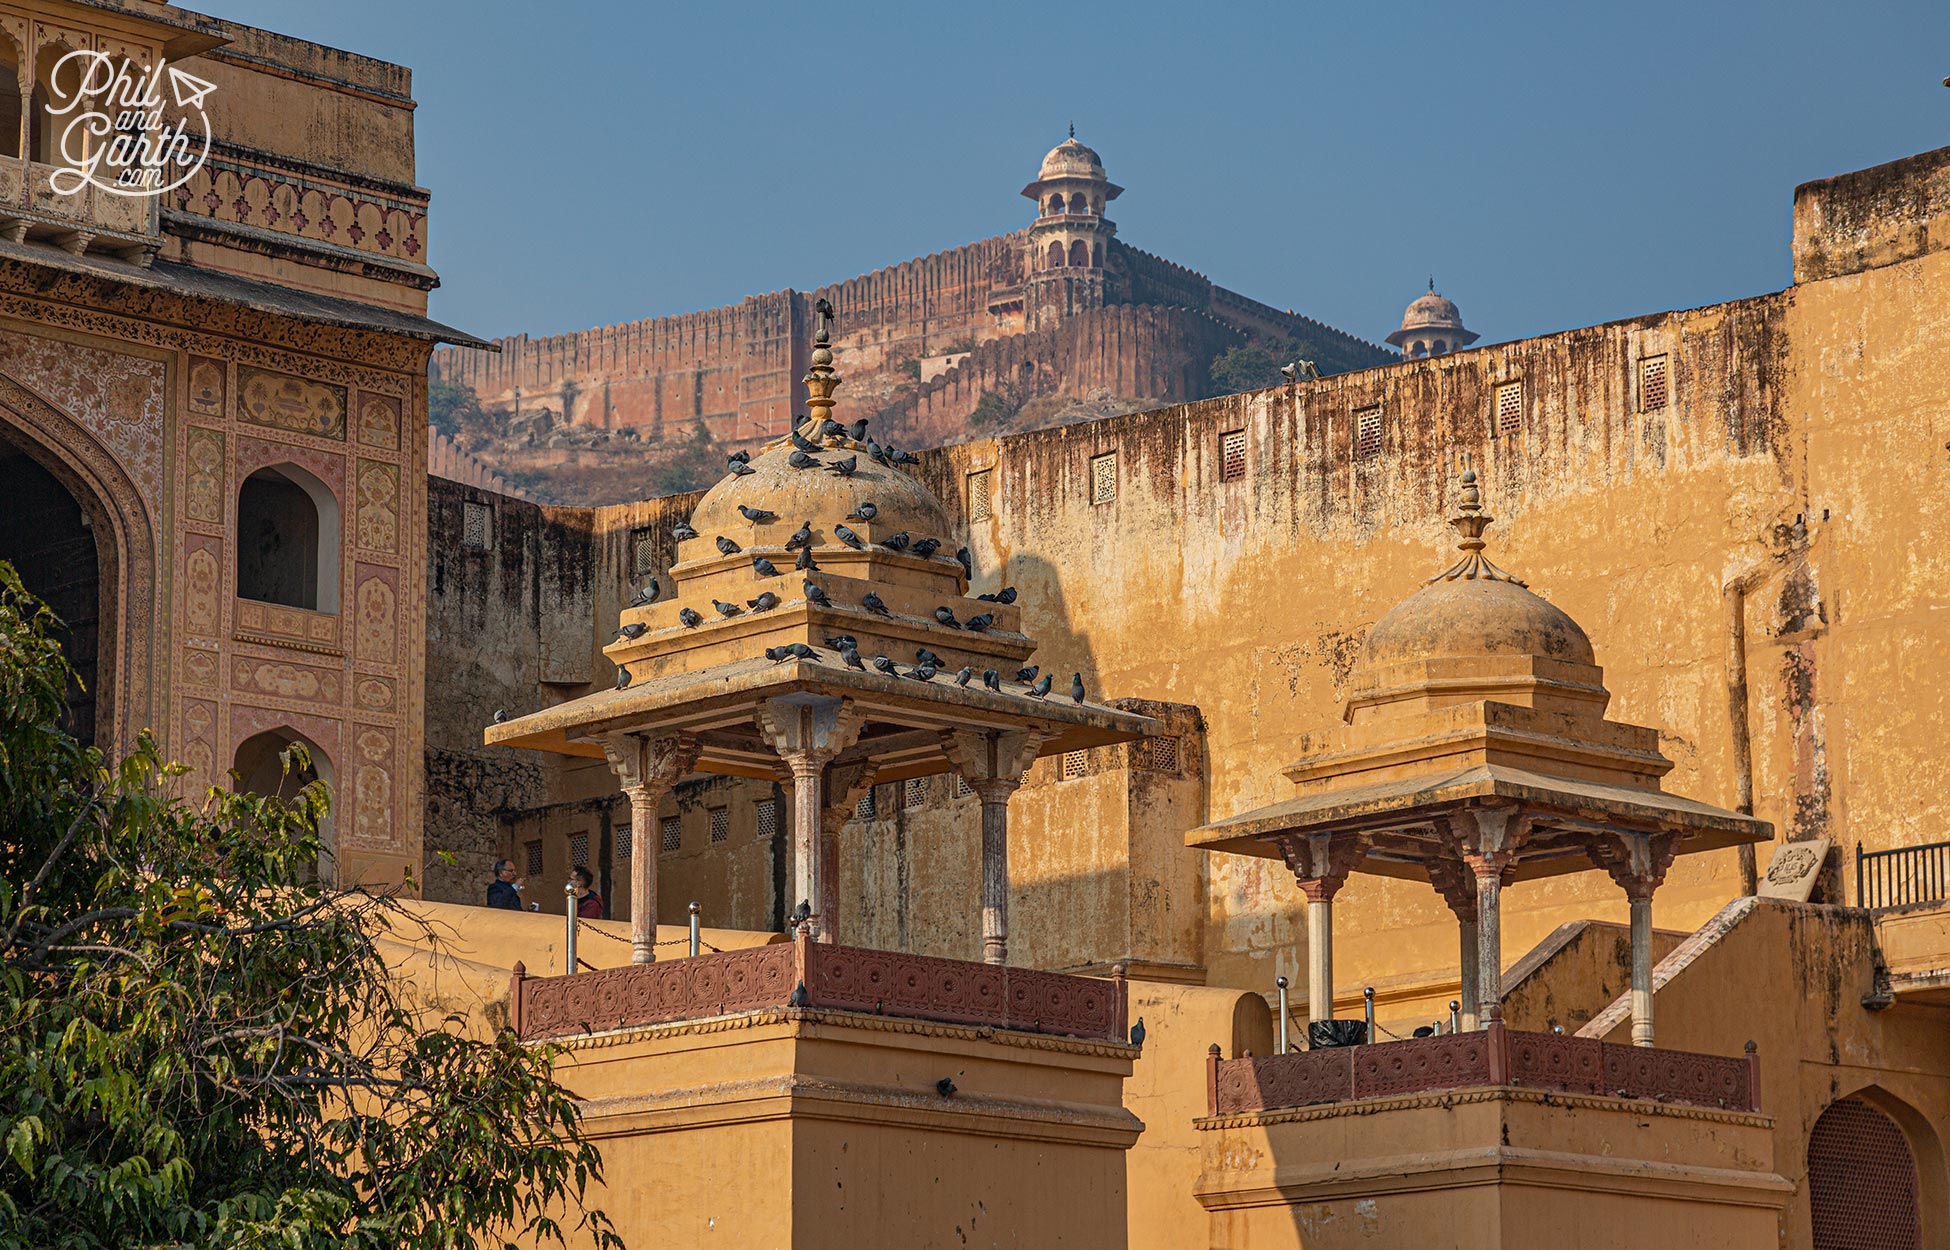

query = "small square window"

[
  {"left": 1061, "top": 750, "right": 1088, "bottom": 781},
  {"left": 1142, "top": 736, "right": 1181, "bottom": 773},
  {"left": 1089, "top": 452, "right": 1117, "bottom": 504},
  {"left": 904, "top": 777, "right": 930, "bottom": 809},
  {"left": 524, "top": 840, "right": 543, "bottom": 877},
  {"left": 660, "top": 815, "right": 681, "bottom": 853},
  {"left": 569, "top": 831, "right": 589, "bottom": 870},
  {"left": 855, "top": 791, "right": 876, "bottom": 820},
  {"left": 1494, "top": 380, "right": 1523, "bottom": 435},
  {"left": 462, "top": 500, "right": 492, "bottom": 550},
  {"left": 1639, "top": 355, "right": 1669, "bottom": 412},
  {"left": 629, "top": 526, "right": 656, "bottom": 578},
  {"left": 1220, "top": 430, "right": 1247, "bottom": 482},
  {"left": 967, "top": 469, "right": 993, "bottom": 522},
  {"left": 617, "top": 825, "right": 632, "bottom": 861},
  {"left": 709, "top": 806, "right": 730, "bottom": 843},
  {"left": 1354, "top": 407, "right": 1384, "bottom": 459},
  {"left": 756, "top": 797, "right": 779, "bottom": 839}
]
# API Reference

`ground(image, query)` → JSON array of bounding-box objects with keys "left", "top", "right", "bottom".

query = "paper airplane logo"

[{"left": 166, "top": 65, "right": 217, "bottom": 112}]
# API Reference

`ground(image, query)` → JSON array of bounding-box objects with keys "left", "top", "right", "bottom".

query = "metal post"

[
  {"left": 1275, "top": 976, "right": 1290, "bottom": 1055},
  {"left": 564, "top": 879, "right": 579, "bottom": 974},
  {"left": 688, "top": 901, "right": 701, "bottom": 957},
  {"left": 1449, "top": 1000, "right": 1461, "bottom": 1034},
  {"left": 1363, "top": 986, "right": 1376, "bottom": 1044}
]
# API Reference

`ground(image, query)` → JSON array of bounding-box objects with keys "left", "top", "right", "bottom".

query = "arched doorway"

[
  {"left": 0, "top": 426, "right": 100, "bottom": 743},
  {"left": 233, "top": 727, "right": 336, "bottom": 876},
  {"left": 0, "top": 375, "right": 157, "bottom": 756},
  {"left": 1808, "top": 1096, "right": 1922, "bottom": 1249}
]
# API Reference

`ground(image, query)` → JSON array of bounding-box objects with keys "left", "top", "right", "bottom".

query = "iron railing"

[{"left": 1857, "top": 840, "right": 1950, "bottom": 910}]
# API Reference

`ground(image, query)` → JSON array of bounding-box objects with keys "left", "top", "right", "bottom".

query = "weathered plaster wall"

[{"left": 423, "top": 147, "right": 1950, "bottom": 1028}]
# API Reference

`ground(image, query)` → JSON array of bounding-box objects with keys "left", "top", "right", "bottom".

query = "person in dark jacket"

[
  {"left": 486, "top": 859, "right": 522, "bottom": 910},
  {"left": 571, "top": 867, "right": 604, "bottom": 919}
]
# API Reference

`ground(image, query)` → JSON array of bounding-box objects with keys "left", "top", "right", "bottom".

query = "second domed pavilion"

[
  {"left": 1189, "top": 472, "right": 1770, "bottom": 1047},
  {"left": 488, "top": 305, "right": 1154, "bottom": 966}
]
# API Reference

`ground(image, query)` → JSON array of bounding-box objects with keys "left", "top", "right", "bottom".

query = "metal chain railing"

[{"left": 575, "top": 919, "right": 724, "bottom": 955}]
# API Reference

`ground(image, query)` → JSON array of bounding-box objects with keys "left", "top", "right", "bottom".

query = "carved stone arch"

[
  {"left": 0, "top": 367, "right": 158, "bottom": 755},
  {"left": 1806, "top": 1083, "right": 1945, "bottom": 1249}
]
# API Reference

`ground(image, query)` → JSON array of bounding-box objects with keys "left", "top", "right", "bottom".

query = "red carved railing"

[
  {"left": 1207, "top": 1019, "right": 1759, "bottom": 1116},
  {"left": 510, "top": 936, "right": 1128, "bottom": 1044}
]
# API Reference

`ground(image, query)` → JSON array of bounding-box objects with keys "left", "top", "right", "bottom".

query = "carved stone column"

[
  {"left": 757, "top": 697, "right": 864, "bottom": 941},
  {"left": 943, "top": 728, "right": 1045, "bottom": 966},
  {"left": 1277, "top": 832, "right": 1367, "bottom": 1027},
  {"left": 1427, "top": 852, "right": 1481, "bottom": 1030},
  {"left": 598, "top": 731, "right": 700, "bottom": 964},
  {"left": 1447, "top": 805, "right": 1526, "bottom": 1025},
  {"left": 816, "top": 760, "right": 877, "bottom": 945},
  {"left": 1588, "top": 830, "right": 1680, "bottom": 1048}
]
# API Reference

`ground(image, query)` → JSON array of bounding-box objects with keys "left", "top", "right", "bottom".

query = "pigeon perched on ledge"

[
  {"left": 805, "top": 581, "right": 833, "bottom": 607},
  {"left": 788, "top": 450, "right": 820, "bottom": 471},
  {"left": 752, "top": 556, "right": 780, "bottom": 578},
  {"left": 712, "top": 599, "right": 741, "bottom": 618},
  {"left": 934, "top": 607, "right": 961, "bottom": 630},
  {"left": 915, "top": 647, "right": 944, "bottom": 669},
  {"left": 1071, "top": 673, "right": 1086, "bottom": 704},
  {"left": 982, "top": 669, "right": 1001, "bottom": 693},
  {"left": 825, "top": 455, "right": 858, "bottom": 478},
  {"left": 795, "top": 547, "right": 819, "bottom": 572},
  {"left": 615, "top": 666, "right": 632, "bottom": 690},
  {"left": 1015, "top": 665, "right": 1038, "bottom": 684},
  {"left": 1026, "top": 673, "right": 1052, "bottom": 700},
  {"left": 673, "top": 521, "right": 698, "bottom": 541},
  {"left": 679, "top": 607, "right": 703, "bottom": 628},
  {"left": 955, "top": 667, "right": 973, "bottom": 688},
  {"left": 862, "top": 592, "right": 890, "bottom": 616},
  {"left": 627, "top": 579, "right": 659, "bottom": 607},
  {"left": 880, "top": 531, "right": 912, "bottom": 553},
  {"left": 728, "top": 450, "right": 750, "bottom": 464},
  {"left": 738, "top": 504, "right": 777, "bottom": 524},
  {"left": 748, "top": 592, "right": 780, "bottom": 612},
  {"left": 716, "top": 536, "right": 742, "bottom": 556},
  {"left": 841, "top": 645, "right": 867, "bottom": 671},
  {"left": 965, "top": 613, "right": 993, "bottom": 633},
  {"left": 845, "top": 502, "right": 877, "bottom": 522},
  {"left": 728, "top": 461, "right": 755, "bottom": 478},
  {"left": 976, "top": 587, "right": 1017, "bottom": 604},
  {"left": 835, "top": 524, "right": 866, "bottom": 549},
  {"left": 912, "top": 538, "right": 941, "bottom": 559},
  {"left": 612, "top": 622, "right": 648, "bottom": 641},
  {"left": 784, "top": 522, "right": 813, "bottom": 550},
  {"left": 872, "top": 654, "right": 899, "bottom": 677}
]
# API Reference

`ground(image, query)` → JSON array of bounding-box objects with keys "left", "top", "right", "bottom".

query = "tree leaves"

[{"left": 0, "top": 563, "right": 623, "bottom": 1250}]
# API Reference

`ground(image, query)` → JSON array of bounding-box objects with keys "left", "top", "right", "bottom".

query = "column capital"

[
  {"left": 819, "top": 759, "right": 878, "bottom": 839},
  {"left": 757, "top": 696, "right": 866, "bottom": 774},
  {"left": 1275, "top": 832, "right": 1366, "bottom": 903},
  {"left": 1440, "top": 805, "right": 1533, "bottom": 881},
  {"left": 1585, "top": 829, "right": 1681, "bottom": 901},
  {"left": 941, "top": 726, "right": 1046, "bottom": 788},
  {"left": 1425, "top": 853, "right": 1479, "bottom": 922},
  {"left": 598, "top": 730, "right": 700, "bottom": 795}
]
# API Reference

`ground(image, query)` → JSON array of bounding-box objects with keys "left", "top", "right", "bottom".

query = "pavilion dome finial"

[{"left": 1347, "top": 469, "right": 1601, "bottom": 723}]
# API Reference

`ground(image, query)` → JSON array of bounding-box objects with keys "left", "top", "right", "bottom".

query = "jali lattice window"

[
  {"left": 1141, "top": 736, "right": 1182, "bottom": 773},
  {"left": 630, "top": 527, "right": 656, "bottom": 578},
  {"left": 617, "top": 825, "right": 632, "bottom": 861},
  {"left": 1061, "top": 750, "right": 1088, "bottom": 781},
  {"left": 1639, "top": 355, "right": 1669, "bottom": 412},
  {"left": 1354, "top": 406, "right": 1384, "bottom": 459},
  {"left": 855, "top": 790, "right": 876, "bottom": 820},
  {"left": 569, "top": 832, "right": 589, "bottom": 869},
  {"left": 709, "top": 807, "right": 729, "bottom": 843},
  {"left": 904, "top": 777, "right": 930, "bottom": 809},
  {"left": 462, "top": 500, "right": 492, "bottom": 550},
  {"left": 660, "top": 815, "right": 681, "bottom": 853},
  {"left": 966, "top": 469, "right": 993, "bottom": 523},
  {"left": 524, "top": 840, "right": 543, "bottom": 877},
  {"left": 1090, "top": 452, "right": 1117, "bottom": 504},
  {"left": 756, "top": 797, "right": 779, "bottom": 839},
  {"left": 955, "top": 773, "right": 973, "bottom": 799},
  {"left": 1220, "top": 430, "right": 1247, "bottom": 481},
  {"left": 1494, "top": 380, "right": 1523, "bottom": 435}
]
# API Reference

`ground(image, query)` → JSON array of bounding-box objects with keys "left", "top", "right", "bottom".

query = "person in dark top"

[
  {"left": 571, "top": 867, "right": 604, "bottom": 919},
  {"left": 486, "top": 859, "right": 522, "bottom": 910}
]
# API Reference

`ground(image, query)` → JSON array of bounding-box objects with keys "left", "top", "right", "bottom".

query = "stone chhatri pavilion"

[
  {"left": 1190, "top": 470, "right": 1771, "bottom": 1047},
  {"left": 488, "top": 305, "right": 1155, "bottom": 964}
]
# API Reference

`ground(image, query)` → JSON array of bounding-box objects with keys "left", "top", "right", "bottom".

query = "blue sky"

[{"left": 241, "top": 0, "right": 1950, "bottom": 350}]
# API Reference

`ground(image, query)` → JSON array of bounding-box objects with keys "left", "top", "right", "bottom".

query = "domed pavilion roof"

[
  {"left": 689, "top": 439, "right": 951, "bottom": 545},
  {"left": 1345, "top": 470, "right": 1607, "bottom": 723},
  {"left": 1039, "top": 136, "right": 1107, "bottom": 182},
  {"left": 1386, "top": 280, "right": 1479, "bottom": 350},
  {"left": 1021, "top": 130, "right": 1123, "bottom": 202}
]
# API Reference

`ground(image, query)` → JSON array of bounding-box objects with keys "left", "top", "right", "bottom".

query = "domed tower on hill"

[
  {"left": 1020, "top": 128, "right": 1123, "bottom": 330},
  {"left": 1387, "top": 279, "right": 1479, "bottom": 358}
]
